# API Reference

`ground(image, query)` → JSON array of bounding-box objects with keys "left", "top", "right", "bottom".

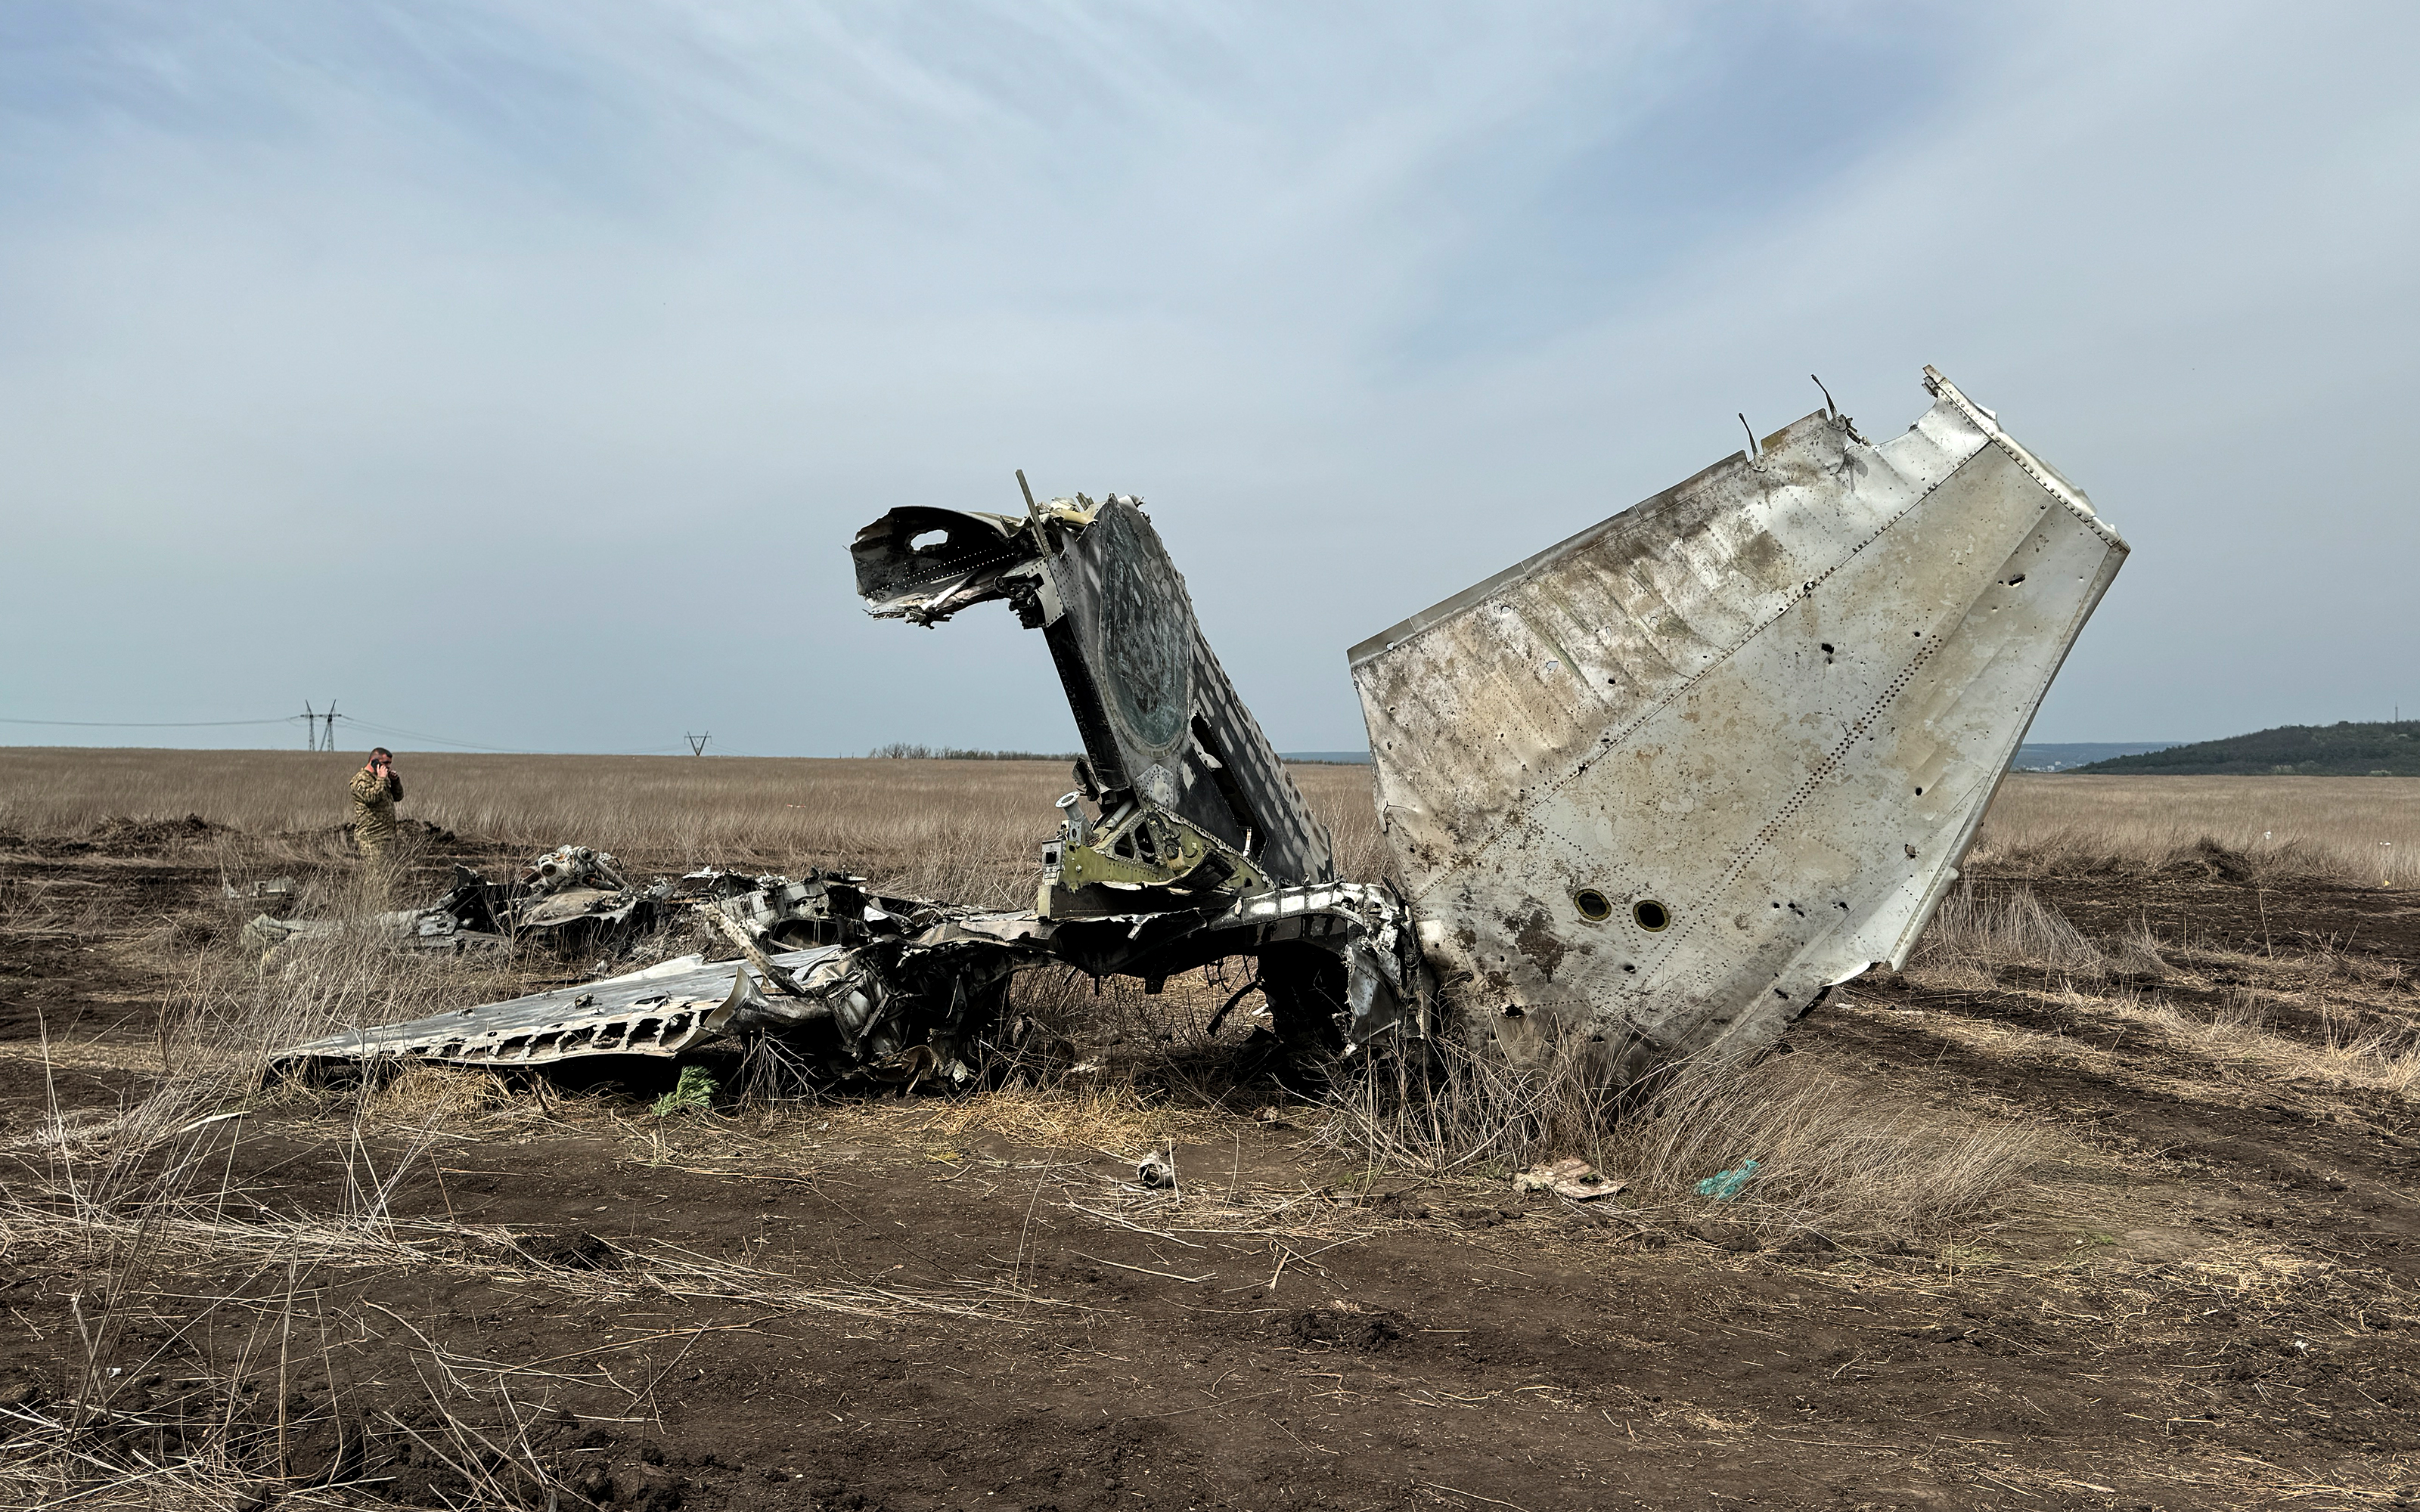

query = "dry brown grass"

[
  {"left": 0, "top": 1005, "right": 576, "bottom": 1510},
  {"left": 8, "top": 749, "right": 2406, "bottom": 894},
  {"left": 1908, "top": 878, "right": 2420, "bottom": 1098},
  {"left": 1602, "top": 1048, "right": 2050, "bottom": 1239},
  {"left": 1975, "top": 773, "right": 2420, "bottom": 887},
  {"left": 911, "top": 1081, "right": 1204, "bottom": 1160},
  {"left": 9, "top": 748, "right": 2412, "bottom": 1256},
  {"left": 1910, "top": 880, "right": 2152, "bottom": 990},
  {"left": 1320, "top": 1030, "right": 1612, "bottom": 1178},
  {"left": 19, "top": 754, "right": 2420, "bottom": 1510},
  {"left": 0, "top": 918, "right": 1079, "bottom": 1507},
  {"left": 0, "top": 748, "right": 1387, "bottom": 897},
  {"left": 2090, "top": 984, "right": 2420, "bottom": 1096},
  {"left": 1320, "top": 1033, "right": 2051, "bottom": 1243},
  {"left": 0, "top": 1098, "right": 1050, "bottom": 1512},
  {"left": 0, "top": 1284, "right": 579, "bottom": 1512}
]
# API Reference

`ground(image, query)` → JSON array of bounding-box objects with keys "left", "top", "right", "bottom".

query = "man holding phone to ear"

[{"left": 349, "top": 748, "right": 405, "bottom": 881}]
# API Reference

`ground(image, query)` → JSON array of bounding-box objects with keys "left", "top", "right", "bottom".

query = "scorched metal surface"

[{"left": 1349, "top": 367, "right": 2127, "bottom": 1083}]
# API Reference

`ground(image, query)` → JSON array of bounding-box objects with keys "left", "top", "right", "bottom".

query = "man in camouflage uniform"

[{"left": 349, "top": 748, "right": 405, "bottom": 894}]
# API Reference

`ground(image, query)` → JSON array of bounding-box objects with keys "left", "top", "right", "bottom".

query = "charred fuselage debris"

[
  {"left": 281, "top": 872, "right": 1015, "bottom": 1083},
  {"left": 241, "top": 849, "right": 874, "bottom": 960},
  {"left": 854, "top": 487, "right": 1333, "bottom": 888},
  {"left": 281, "top": 369, "right": 2125, "bottom": 1099},
  {"left": 850, "top": 484, "right": 1410, "bottom": 1056}
]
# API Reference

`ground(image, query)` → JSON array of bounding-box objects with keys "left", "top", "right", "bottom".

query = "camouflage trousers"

[{"left": 355, "top": 830, "right": 400, "bottom": 906}]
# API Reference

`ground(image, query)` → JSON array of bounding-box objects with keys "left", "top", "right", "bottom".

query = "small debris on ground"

[
  {"left": 1696, "top": 1157, "right": 1760, "bottom": 1200},
  {"left": 1512, "top": 1157, "right": 1624, "bottom": 1201},
  {"left": 650, "top": 1065, "right": 718, "bottom": 1118}
]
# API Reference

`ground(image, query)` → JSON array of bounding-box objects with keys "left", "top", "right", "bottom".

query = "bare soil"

[{"left": 4, "top": 823, "right": 2418, "bottom": 1510}]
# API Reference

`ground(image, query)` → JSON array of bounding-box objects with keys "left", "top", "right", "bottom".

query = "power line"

[{"left": 334, "top": 714, "right": 551, "bottom": 755}]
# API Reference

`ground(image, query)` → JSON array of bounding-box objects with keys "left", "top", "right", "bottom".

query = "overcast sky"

[{"left": 5, "top": 2, "right": 2414, "bottom": 756}]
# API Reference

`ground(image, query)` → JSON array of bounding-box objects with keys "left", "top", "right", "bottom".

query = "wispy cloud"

[{"left": 3, "top": 2, "right": 2412, "bottom": 753}]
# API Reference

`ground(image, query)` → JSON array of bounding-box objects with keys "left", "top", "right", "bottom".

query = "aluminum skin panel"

[
  {"left": 282, "top": 947, "right": 849, "bottom": 1067},
  {"left": 1349, "top": 370, "right": 2126, "bottom": 1083}
]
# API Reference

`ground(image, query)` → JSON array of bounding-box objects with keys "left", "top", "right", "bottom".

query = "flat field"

[
  {"left": 0, "top": 748, "right": 1392, "bottom": 904},
  {"left": 4, "top": 752, "right": 2419, "bottom": 1509},
  {"left": 4, "top": 747, "right": 2415, "bottom": 887}
]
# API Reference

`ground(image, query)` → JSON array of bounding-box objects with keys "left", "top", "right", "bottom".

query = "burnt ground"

[{"left": 4, "top": 826, "right": 2420, "bottom": 1510}]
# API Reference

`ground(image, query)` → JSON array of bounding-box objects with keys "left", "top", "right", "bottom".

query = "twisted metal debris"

[{"left": 281, "top": 369, "right": 2127, "bottom": 1093}]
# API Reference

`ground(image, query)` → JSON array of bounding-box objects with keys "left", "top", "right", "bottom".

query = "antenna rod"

[{"left": 1016, "top": 468, "right": 1049, "bottom": 551}]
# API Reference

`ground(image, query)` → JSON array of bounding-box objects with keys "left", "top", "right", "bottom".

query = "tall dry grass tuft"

[
  {"left": 1320, "top": 1029, "right": 1617, "bottom": 1178},
  {"left": 1909, "top": 880, "right": 2130, "bottom": 990},
  {"left": 3, "top": 1026, "right": 573, "bottom": 1510},
  {"left": 1321, "top": 1033, "right": 2048, "bottom": 1241},
  {"left": 20, "top": 854, "right": 537, "bottom": 1228},
  {"left": 1602, "top": 1051, "right": 2046, "bottom": 1238},
  {"left": 0, "top": 1250, "right": 578, "bottom": 1512}
]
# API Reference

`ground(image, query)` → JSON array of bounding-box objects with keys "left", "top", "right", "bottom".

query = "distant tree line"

[{"left": 868, "top": 742, "right": 1081, "bottom": 761}]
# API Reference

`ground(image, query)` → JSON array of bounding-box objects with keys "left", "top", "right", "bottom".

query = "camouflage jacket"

[{"left": 349, "top": 767, "right": 404, "bottom": 845}]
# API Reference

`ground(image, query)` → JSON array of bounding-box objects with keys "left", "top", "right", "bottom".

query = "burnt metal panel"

[
  {"left": 855, "top": 494, "right": 1335, "bottom": 887},
  {"left": 850, "top": 508, "right": 1035, "bottom": 624},
  {"left": 1351, "top": 368, "right": 2127, "bottom": 1083},
  {"left": 1042, "top": 497, "right": 1200, "bottom": 793}
]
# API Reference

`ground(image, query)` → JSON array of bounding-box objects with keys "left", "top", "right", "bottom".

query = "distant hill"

[
  {"left": 2073, "top": 720, "right": 2420, "bottom": 776},
  {"left": 2011, "top": 742, "right": 2176, "bottom": 772}
]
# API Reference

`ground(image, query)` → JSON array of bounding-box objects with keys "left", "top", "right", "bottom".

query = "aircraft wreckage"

[{"left": 283, "top": 369, "right": 2127, "bottom": 1092}]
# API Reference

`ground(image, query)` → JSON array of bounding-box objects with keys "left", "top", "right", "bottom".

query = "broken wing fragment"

[
  {"left": 851, "top": 507, "right": 1061, "bottom": 625},
  {"left": 277, "top": 947, "right": 855, "bottom": 1068},
  {"left": 1351, "top": 368, "right": 2127, "bottom": 1085}
]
